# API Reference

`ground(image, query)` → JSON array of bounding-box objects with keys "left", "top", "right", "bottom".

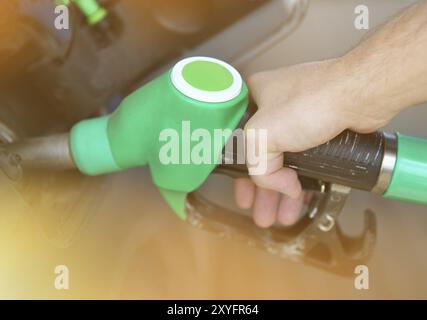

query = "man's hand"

[
  {"left": 235, "top": 0, "right": 427, "bottom": 228},
  {"left": 235, "top": 59, "right": 389, "bottom": 228}
]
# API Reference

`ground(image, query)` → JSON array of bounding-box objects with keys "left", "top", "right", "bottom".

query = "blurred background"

[{"left": 0, "top": 0, "right": 426, "bottom": 299}]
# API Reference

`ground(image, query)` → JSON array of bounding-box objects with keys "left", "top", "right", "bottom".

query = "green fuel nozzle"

[
  {"left": 65, "top": 60, "right": 427, "bottom": 216},
  {"left": 5, "top": 56, "right": 427, "bottom": 275},
  {"left": 4, "top": 56, "right": 427, "bottom": 220},
  {"left": 70, "top": 57, "right": 248, "bottom": 219}
]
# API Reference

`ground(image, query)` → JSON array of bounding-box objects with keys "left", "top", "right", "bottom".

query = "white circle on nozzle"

[{"left": 171, "top": 56, "right": 243, "bottom": 103}]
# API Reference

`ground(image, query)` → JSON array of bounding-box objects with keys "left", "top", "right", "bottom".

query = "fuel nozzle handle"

[
  {"left": 228, "top": 102, "right": 427, "bottom": 205},
  {"left": 282, "top": 129, "right": 392, "bottom": 193},
  {"left": 283, "top": 129, "right": 427, "bottom": 205}
]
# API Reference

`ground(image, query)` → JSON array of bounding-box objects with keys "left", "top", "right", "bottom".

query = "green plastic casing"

[
  {"left": 70, "top": 65, "right": 248, "bottom": 219},
  {"left": 384, "top": 133, "right": 427, "bottom": 205},
  {"left": 73, "top": 0, "right": 107, "bottom": 25}
]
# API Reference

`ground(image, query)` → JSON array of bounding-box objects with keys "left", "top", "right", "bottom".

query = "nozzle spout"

[{"left": 3, "top": 133, "right": 76, "bottom": 171}]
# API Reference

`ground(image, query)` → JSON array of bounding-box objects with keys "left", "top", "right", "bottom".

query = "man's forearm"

[{"left": 338, "top": 0, "right": 427, "bottom": 117}]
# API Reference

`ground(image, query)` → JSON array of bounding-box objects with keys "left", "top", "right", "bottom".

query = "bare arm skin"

[{"left": 236, "top": 0, "right": 427, "bottom": 228}]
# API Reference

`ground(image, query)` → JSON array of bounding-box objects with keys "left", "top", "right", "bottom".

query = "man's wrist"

[{"left": 328, "top": 54, "right": 402, "bottom": 131}]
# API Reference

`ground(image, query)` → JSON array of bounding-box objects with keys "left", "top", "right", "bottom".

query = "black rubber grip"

[{"left": 283, "top": 130, "right": 385, "bottom": 191}]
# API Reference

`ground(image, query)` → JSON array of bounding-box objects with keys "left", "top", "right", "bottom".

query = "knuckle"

[{"left": 247, "top": 72, "right": 264, "bottom": 87}]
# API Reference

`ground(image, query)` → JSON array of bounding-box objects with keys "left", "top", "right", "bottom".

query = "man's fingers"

[
  {"left": 234, "top": 178, "right": 255, "bottom": 209},
  {"left": 233, "top": 177, "right": 307, "bottom": 227},
  {"left": 277, "top": 192, "right": 305, "bottom": 226},
  {"left": 253, "top": 188, "right": 280, "bottom": 228},
  {"left": 251, "top": 167, "right": 302, "bottom": 199}
]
